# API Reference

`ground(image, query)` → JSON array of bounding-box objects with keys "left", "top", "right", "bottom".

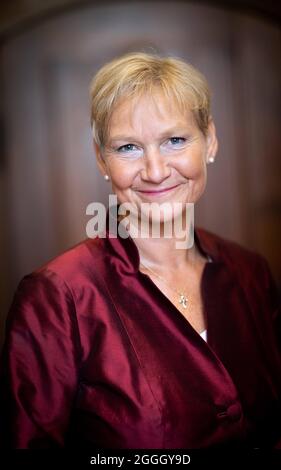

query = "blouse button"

[
  {"left": 227, "top": 403, "right": 242, "bottom": 422},
  {"left": 217, "top": 403, "right": 242, "bottom": 423}
]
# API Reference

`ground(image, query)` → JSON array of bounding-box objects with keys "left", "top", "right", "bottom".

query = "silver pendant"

[{"left": 179, "top": 294, "right": 188, "bottom": 309}]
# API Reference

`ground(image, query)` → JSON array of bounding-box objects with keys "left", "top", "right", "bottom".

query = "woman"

[{"left": 1, "top": 52, "right": 280, "bottom": 449}]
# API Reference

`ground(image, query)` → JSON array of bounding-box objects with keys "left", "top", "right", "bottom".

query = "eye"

[
  {"left": 169, "top": 137, "right": 186, "bottom": 145},
  {"left": 117, "top": 143, "right": 138, "bottom": 153}
]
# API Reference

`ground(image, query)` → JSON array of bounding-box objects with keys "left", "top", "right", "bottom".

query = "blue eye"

[
  {"left": 169, "top": 137, "right": 186, "bottom": 145},
  {"left": 117, "top": 144, "right": 138, "bottom": 152}
]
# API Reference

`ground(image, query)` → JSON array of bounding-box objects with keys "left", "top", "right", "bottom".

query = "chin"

[{"left": 137, "top": 202, "right": 190, "bottom": 236}]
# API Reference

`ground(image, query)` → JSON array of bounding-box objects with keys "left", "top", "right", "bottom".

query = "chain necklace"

[{"left": 140, "top": 261, "right": 189, "bottom": 309}]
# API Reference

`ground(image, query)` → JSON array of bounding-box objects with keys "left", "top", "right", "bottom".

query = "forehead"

[{"left": 107, "top": 92, "right": 195, "bottom": 139}]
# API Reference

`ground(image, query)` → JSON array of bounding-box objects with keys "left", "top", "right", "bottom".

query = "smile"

[{"left": 136, "top": 184, "right": 181, "bottom": 196}]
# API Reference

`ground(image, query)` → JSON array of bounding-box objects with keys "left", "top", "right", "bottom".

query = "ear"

[
  {"left": 94, "top": 140, "right": 108, "bottom": 176},
  {"left": 205, "top": 118, "right": 218, "bottom": 163}
]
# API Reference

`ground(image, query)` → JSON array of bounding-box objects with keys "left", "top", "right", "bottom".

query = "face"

[{"left": 95, "top": 92, "right": 218, "bottom": 225}]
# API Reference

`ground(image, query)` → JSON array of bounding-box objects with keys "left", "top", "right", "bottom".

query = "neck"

[
  {"left": 117, "top": 207, "right": 201, "bottom": 271},
  {"left": 133, "top": 233, "right": 200, "bottom": 271}
]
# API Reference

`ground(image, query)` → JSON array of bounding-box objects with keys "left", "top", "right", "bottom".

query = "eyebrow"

[{"left": 108, "top": 127, "right": 192, "bottom": 144}]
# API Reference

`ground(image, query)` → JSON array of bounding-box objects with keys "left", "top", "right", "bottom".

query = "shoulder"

[
  {"left": 13, "top": 236, "right": 109, "bottom": 305},
  {"left": 7, "top": 236, "right": 111, "bottom": 333},
  {"left": 196, "top": 227, "right": 273, "bottom": 289},
  {"left": 36, "top": 236, "right": 108, "bottom": 282},
  {"left": 197, "top": 227, "right": 280, "bottom": 327}
]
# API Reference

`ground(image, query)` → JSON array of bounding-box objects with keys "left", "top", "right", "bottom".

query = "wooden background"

[{"left": 0, "top": 0, "right": 280, "bottom": 345}]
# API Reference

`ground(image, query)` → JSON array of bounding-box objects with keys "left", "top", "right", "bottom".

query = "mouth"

[{"left": 136, "top": 183, "right": 182, "bottom": 196}]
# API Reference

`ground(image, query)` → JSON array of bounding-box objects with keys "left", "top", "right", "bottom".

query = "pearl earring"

[
  {"left": 104, "top": 174, "right": 110, "bottom": 181},
  {"left": 208, "top": 156, "right": 215, "bottom": 163}
]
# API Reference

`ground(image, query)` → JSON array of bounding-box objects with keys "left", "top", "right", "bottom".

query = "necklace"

[{"left": 140, "top": 261, "right": 189, "bottom": 309}]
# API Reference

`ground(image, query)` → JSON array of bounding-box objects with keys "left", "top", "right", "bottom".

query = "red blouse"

[{"left": 0, "top": 226, "right": 281, "bottom": 448}]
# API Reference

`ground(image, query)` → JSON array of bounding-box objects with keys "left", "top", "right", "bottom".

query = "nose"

[{"left": 140, "top": 147, "right": 171, "bottom": 183}]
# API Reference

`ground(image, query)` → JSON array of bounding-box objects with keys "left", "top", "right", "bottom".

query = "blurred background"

[{"left": 0, "top": 0, "right": 280, "bottom": 347}]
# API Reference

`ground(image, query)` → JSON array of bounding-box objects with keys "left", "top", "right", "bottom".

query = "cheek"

[
  {"left": 108, "top": 160, "right": 137, "bottom": 189},
  {"left": 177, "top": 150, "right": 207, "bottom": 179}
]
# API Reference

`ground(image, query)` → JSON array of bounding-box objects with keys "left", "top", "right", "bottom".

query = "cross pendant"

[{"left": 179, "top": 294, "right": 188, "bottom": 309}]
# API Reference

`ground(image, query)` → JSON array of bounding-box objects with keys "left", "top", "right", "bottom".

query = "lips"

[{"left": 137, "top": 183, "right": 181, "bottom": 194}]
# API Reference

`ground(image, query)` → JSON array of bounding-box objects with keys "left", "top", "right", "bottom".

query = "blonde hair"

[{"left": 90, "top": 52, "right": 211, "bottom": 147}]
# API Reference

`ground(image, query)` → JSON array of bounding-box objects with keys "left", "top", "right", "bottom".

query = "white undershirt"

[
  {"left": 199, "top": 256, "right": 211, "bottom": 343},
  {"left": 200, "top": 329, "right": 207, "bottom": 342}
]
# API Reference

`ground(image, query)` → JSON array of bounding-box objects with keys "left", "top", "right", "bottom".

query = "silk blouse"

[{"left": 0, "top": 225, "right": 281, "bottom": 449}]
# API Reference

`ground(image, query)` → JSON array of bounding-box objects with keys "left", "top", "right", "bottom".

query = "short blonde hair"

[{"left": 90, "top": 52, "right": 211, "bottom": 147}]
